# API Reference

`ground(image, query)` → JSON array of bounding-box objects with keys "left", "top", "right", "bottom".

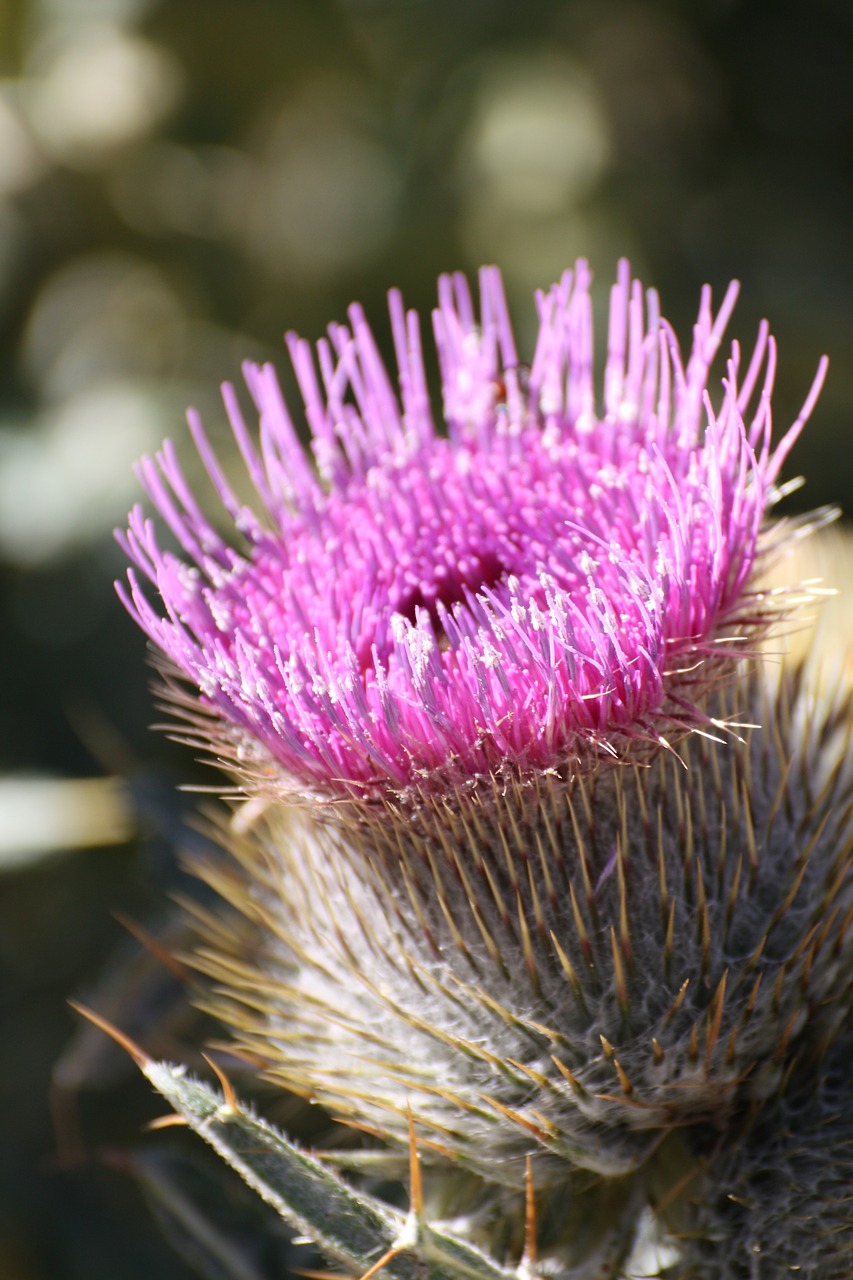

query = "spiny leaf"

[{"left": 143, "top": 1059, "right": 516, "bottom": 1280}]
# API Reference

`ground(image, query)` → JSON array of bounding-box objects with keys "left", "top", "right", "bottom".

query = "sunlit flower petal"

[{"left": 119, "top": 260, "right": 826, "bottom": 798}]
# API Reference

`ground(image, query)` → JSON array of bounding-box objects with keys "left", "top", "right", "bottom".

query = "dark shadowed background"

[{"left": 1, "top": 0, "right": 852, "bottom": 1275}]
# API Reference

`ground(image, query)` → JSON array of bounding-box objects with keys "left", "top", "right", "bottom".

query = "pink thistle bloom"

[{"left": 118, "top": 260, "right": 826, "bottom": 797}]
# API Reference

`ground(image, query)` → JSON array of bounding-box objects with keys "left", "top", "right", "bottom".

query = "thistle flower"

[
  {"left": 115, "top": 262, "right": 849, "bottom": 1276},
  {"left": 118, "top": 260, "right": 826, "bottom": 800}
]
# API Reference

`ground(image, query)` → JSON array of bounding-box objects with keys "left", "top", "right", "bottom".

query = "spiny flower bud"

[
  {"left": 118, "top": 261, "right": 826, "bottom": 800},
  {"left": 188, "top": 664, "right": 853, "bottom": 1188}
]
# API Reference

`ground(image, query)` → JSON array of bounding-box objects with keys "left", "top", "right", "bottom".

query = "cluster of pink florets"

[{"left": 118, "top": 260, "right": 825, "bottom": 795}]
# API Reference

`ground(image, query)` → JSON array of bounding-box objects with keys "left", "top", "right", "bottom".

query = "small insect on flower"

[{"left": 118, "top": 260, "right": 827, "bottom": 801}]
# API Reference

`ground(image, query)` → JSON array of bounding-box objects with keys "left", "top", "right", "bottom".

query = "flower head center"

[{"left": 391, "top": 549, "right": 509, "bottom": 649}]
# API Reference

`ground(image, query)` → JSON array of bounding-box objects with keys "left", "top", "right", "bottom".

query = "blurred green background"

[{"left": 1, "top": 0, "right": 852, "bottom": 1275}]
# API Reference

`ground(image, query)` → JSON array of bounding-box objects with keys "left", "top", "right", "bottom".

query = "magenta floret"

[{"left": 118, "top": 260, "right": 826, "bottom": 795}]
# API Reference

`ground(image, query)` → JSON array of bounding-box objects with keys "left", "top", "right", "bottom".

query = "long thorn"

[
  {"left": 407, "top": 1105, "right": 424, "bottom": 1218},
  {"left": 112, "top": 911, "right": 194, "bottom": 983},
  {"left": 522, "top": 1155, "right": 538, "bottom": 1274},
  {"left": 358, "top": 1247, "right": 403, "bottom": 1280},
  {"left": 146, "top": 1114, "right": 190, "bottom": 1131},
  {"left": 201, "top": 1052, "right": 239, "bottom": 1114},
  {"left": 68, "top": 1001, "right": 149, "bottom": 1069}
]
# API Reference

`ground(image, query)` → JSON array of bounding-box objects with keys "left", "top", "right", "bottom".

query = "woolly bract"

[
  {"left": 188, "top": 666, "right": 853, "bottom": 1186},
  {"left": 667, "top": 1035, "right": 853, "bottom": 1278}
]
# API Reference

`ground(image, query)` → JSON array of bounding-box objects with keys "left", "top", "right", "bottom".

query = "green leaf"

[{"left": 143, "top": 1059, "right": 516, "bottom": 1280}]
